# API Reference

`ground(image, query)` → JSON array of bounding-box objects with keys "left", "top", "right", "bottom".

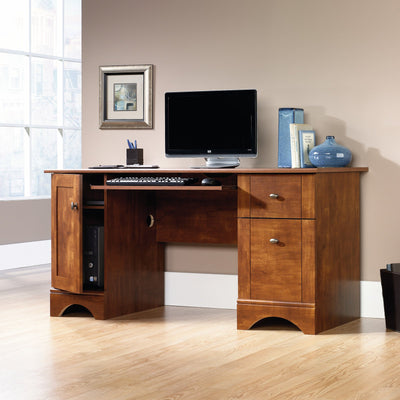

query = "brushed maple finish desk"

[{"left": 46, "top": 167, "right": 367, "bottom": 334}]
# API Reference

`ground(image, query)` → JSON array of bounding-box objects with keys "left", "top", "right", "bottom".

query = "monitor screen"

[{"left": 165, "top": 89, "right": 257, "bottom": 167}]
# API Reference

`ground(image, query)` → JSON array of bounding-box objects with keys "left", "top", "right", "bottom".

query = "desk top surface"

[{"left": 45, "top": 167, "right": 368, "bottom": 174}]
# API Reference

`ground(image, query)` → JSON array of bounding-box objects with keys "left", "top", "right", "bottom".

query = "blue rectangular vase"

[{"left": 278, "top": 108, "right": 304, "bottom": 168}]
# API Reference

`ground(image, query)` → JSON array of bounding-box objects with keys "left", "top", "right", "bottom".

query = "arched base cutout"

[
  {"left": 62, "top": 304, "right": 94, "bottom": 318},
  {"left": 250, "top": 317, "right": 301, "bottom": 332}
]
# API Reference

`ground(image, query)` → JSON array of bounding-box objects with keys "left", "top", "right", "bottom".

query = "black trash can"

[{"left": 380, "top": 268, "right": 400, "bottom": 332}]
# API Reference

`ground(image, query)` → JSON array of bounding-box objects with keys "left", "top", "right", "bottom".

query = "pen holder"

[{"left": 126, "top": 148, "right": 144, "bottom": 165}]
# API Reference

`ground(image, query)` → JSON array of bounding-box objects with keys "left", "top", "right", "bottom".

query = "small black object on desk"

[
  {"left": 89, "top": 165, "right": 124, "bottom": 169},
  {"left": 201, "top": 177, "right": 220, "bottom": 186},
  {"left": 127, "top": 148, "right": 144, "bottom": 165}
]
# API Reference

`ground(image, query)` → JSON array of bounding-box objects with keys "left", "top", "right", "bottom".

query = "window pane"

[
  {"left": 30, "top": 128, "right": 57, "bottom": 196},
  {"left": 64, "top": 61, "right": 81, "bottom": 128},
  {"left": 64, "top": 0, "right": 81, "bottom": 59},
  {"left": 63, "top": 129, "right": 81, "bottom": 169},
  {"left": 0, "top": 128, "right": 25, "bottom": 198},
  {"left": 0, "top": 0, "right": 29, "bottom": 51},
  {"left": 31, "top": 0, "right": 61, "bottom": 56},
  {"left": 0, "top": 53, "right": 29, "bottom": 124},
  {"left": 31, "top": 57, "right": 61, "bottom": 125},
  {"left": 0, "top": 0, "right": 81, "bottom": 199}
]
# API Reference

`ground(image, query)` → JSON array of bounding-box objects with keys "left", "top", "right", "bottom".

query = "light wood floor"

[{"left": 1, "top": 266, "right": 400, "bottom": 400}]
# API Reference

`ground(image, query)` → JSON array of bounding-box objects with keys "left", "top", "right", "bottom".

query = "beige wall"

[
  {"left": 82, "top": 0, "right": 400, "bottom": 281},
  {"left": 0, "top": 199, "right": 50, "bottom": 245}
]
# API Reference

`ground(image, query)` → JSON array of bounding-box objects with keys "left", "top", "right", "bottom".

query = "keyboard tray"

[{"left": 106, "top": 176, "right": 197, "bottom": 186}]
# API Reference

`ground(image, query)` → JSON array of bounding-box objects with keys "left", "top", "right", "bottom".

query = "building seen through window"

[{"left": 0, "top": 0, "right": 81, "bottom": 198}]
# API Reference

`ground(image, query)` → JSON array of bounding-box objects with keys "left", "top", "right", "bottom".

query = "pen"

[
  {"left": 127, "top": 139, "right": 134, "bottom": 149},
  {"left": 134, "top": 140, "right": 137, "bottom": 149}
]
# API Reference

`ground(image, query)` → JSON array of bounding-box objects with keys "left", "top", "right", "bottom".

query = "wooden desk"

[{"left": 46, "top": 167, "right": 367, "bottom": 334}]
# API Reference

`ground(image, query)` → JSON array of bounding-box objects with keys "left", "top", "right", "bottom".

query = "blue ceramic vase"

[{"left": 309, "top": 136, "right": 352, "bottom": 167}]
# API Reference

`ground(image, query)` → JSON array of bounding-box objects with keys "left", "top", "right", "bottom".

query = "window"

[{"left": 0, "top": 0, "right": 81, "bottom": 198}]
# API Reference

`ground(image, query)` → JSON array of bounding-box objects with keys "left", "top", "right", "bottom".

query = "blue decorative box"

[{"left": 278, "top": 108, "right": 304, "bottom": 168}]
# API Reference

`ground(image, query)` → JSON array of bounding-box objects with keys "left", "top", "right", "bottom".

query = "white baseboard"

[
  {"left": 0, "top": 240, "right": 51, "bottom": 270},
  {"left": 165, "top": 272, "right": 238, "bottom": 309},
  {"left": 0, "top": 241, "right": 385, "bottom": 319},
  {"left": 165, "top": 272, "right": 385, "bottom": 319},
  {"left": 360, "top": 280, "right": 385, "bottom": 318}
]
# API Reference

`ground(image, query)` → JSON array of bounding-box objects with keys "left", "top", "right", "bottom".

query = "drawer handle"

[
  {"left": 269, "top": 238, "right": 279, "bottom": 244},
  {"left": 70, "top": 202, "right": 78, "bottom": 210},
  {"left": 269, "top": 193, "right": 279, "bottom": 199},
  {"left": 147, "top": 214, "right": 155, "bottom": 228}
]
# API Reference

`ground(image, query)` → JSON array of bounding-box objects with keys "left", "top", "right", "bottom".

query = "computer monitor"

[{"left": 165, "top": 89, "right": 257, "bottom": 168}]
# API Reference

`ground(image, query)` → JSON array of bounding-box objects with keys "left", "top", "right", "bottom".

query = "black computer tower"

[{"left": 83, "top": 225, "right": 104, "bottom": 290}]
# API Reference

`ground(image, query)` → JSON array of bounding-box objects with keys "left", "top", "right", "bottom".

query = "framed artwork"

[{"left": 99, "top": 65, "right": 153, "bottom": 129}]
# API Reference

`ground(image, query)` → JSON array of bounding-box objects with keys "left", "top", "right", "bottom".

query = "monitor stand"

[{"left": 192, "top": 157, "right": 240, "bottom": 169}]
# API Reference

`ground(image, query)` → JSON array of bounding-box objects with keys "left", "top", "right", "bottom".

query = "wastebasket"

[{"left": 380, "top": 268, "right": 400, "bottom": 332}]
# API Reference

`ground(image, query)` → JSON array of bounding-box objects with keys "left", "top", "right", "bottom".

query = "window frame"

[{"left": 0, "top": 0, "right": 81, "bottom": 200}]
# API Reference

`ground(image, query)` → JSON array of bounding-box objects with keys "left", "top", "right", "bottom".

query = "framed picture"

[{"left": 99, "top": 65, "right": 153, "bottom": 129}]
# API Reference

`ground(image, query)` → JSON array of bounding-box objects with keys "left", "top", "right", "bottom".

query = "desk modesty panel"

[{"left": 45, "top": 167, "right": 367, "bottom": 334}]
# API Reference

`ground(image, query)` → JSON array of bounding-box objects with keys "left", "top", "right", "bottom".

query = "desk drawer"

[
  {"left": 250, "top": 175, "right": 302, "bottom": 218},
  {"left": 250, "top": 219, "right": 302, "bottom": 302}
]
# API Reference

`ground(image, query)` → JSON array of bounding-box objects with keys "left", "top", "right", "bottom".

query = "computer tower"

[{"left": 83, "top": 225, "right": 104, "bottom": 290}]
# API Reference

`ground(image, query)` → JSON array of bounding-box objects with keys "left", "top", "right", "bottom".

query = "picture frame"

[{"left": 99, "top": 64, "right": 153, "bottom": 129}]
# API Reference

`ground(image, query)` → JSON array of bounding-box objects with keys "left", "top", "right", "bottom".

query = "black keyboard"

[{"left": 106, "top": 176, "right": 197, "bottom": 186}]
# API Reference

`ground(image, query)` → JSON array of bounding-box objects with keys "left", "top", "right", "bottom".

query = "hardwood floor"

[{"left": 1, "top": 266, "right": 400, "bottom": 400}]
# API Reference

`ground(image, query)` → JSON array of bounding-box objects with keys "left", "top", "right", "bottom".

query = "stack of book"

[
  {"left": 278, "top": 108, "right": 316, "bottom": 168},
  {"left": 289, "top": 123, "right": 315, "bottom": 168}
]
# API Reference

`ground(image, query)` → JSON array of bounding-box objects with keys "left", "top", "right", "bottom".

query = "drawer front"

[
  {"left": 250, "top": 175, "right": 302, "bottom": 218},
  {"left": 250, "top": 219, "right": 302, "bottom": 302}
]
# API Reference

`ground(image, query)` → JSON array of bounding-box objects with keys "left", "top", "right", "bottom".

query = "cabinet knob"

[
  {"left": 70, "top": 202, "right": 78, "bottom": 210},
  {"left": 269, "top": 193, "right": 279, "bottom": 199},
  {"left": 269, "top": 238, "right": 279, "bottom": 244}
]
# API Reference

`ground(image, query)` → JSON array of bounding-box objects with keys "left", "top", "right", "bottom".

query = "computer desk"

[{"left": 46, "top": 167, "right": 367, "bottom": 334}]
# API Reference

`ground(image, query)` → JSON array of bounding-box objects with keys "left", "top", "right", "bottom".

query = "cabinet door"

[
  {"left": 250, "top": 219, "right": 302, "bottom": 302},
  {"left": 51, "top": 174, "right": 83, "bottom": 293}
]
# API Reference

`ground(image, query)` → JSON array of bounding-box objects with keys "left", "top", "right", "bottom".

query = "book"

[
  {"left": 278, "top": 108, "right": 304, "bottom": 168},
  {"left": 299, "top": 130, "right": 315, "bottom": 168},
  {"left": 289, "top": 123, "right": 312, "bottom": 168}
]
